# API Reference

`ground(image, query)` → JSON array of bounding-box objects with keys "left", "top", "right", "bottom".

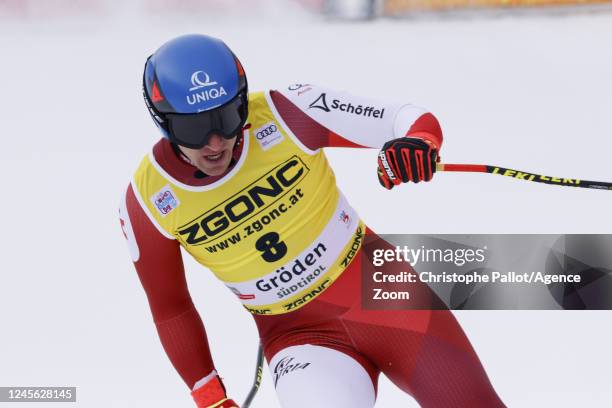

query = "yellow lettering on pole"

[{"left": 515, "top": 172, "right": 529, "bottom": 180}]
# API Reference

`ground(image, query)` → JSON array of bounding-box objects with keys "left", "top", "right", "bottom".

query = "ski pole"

[
  {"left": 242, "top": 343, "right": 264, "bottom": 408},
  {"left": 436, "top": 163, "right": 612, "bottom": 191}
]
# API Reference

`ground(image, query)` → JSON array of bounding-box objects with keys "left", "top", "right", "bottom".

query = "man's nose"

[{"left": 205, "top": 133, "right": 224, "bottom": 150}]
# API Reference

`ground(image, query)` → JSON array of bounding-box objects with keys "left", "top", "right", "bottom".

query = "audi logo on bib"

[
  {"left": 256, "top": 124, "right": 278, "bottom": 140},
  {"left": 255, "top": 122, "right": 284, "bottom": 151}
]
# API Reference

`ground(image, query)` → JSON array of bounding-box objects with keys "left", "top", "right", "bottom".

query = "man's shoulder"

[
  {"left": 130, "top": 139, "right": 166, "bottom": 178},
  {"left": 122, "top": 142, "right": 164, "bottom": 212}
]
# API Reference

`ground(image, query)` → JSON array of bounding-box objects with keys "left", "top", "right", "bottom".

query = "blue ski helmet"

[{"left": 143, "top": 34, "right": 248, "bottom": 149}]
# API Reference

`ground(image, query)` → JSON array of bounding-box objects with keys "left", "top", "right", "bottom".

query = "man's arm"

[
  {"left": 119, "top": 184, "right": 237, "bottom": 407},
  {"left": 271, "top": 85, "right": 442, "bottom": 188},
  {"left": 270, "top": 84, "right": 442, "bottom": 150}
]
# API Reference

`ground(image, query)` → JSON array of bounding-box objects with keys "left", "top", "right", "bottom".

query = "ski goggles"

[{"left": 165, "top": 91, "right": 248, "bottom": 149}]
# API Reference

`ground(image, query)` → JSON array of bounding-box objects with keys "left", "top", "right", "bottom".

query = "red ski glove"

[
  {"left": 377, "top": 135, "right": 439, "bottom": 189},
  {"left": 191, "top": 375, "right": 239, "bottom": 408}
]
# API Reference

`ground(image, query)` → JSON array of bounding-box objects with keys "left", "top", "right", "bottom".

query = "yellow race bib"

[{"left": 132, "top": 92, "right": 363, "bottom": 314}]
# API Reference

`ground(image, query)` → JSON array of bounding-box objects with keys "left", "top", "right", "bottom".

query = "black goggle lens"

[{"left": 167, "top": 92, "right": 247, "bottom": 149}]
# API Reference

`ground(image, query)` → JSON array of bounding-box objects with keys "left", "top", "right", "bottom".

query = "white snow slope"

[{"left": 0, "top": 3, "right": 611, "bottom": 407}]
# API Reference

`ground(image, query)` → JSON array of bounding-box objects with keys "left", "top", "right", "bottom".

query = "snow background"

[{"left": 0, "top": 1, "right": 611, "bottom": 407}]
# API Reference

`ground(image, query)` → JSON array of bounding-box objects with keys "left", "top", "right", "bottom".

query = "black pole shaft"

[
  {"left": 485, "top": 165, "right": 612, "bottom": 190},
  {"left": 242, "top": 343, "right": 264, "bottom": 408}
]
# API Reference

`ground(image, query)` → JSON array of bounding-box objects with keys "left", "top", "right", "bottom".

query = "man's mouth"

[{"left": 204, "top": 152, "right": 224, "bottom": 162}]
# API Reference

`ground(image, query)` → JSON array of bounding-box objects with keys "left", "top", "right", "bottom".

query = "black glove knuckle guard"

[{"left": 380, "top": 137, "right": 438, "bottom": 187}]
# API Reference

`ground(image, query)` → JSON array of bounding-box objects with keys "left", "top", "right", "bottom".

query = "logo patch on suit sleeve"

[
  {"left": 255, "top": 122, "right": 284, "bottom": 151},
  {"left": 151, "top": 184, "right": 180, "bottom": 216}
]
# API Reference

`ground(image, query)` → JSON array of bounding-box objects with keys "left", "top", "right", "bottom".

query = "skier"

[{"left": 119, "top": 34, "right": 506, "bottom": 407}]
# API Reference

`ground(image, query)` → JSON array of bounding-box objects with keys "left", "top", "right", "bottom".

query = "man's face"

[{"left": 178, "top": 133, "right": 238, "bottom": 176}]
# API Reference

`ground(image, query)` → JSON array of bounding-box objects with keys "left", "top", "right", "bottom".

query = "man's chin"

[{"left": 197, "top": 159, "right": 232, "bottom": 176}]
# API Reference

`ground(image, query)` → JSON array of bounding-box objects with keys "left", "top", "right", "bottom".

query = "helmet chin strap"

[{"left": 233, "top": 123, "right": 250, "bottom": 151}]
